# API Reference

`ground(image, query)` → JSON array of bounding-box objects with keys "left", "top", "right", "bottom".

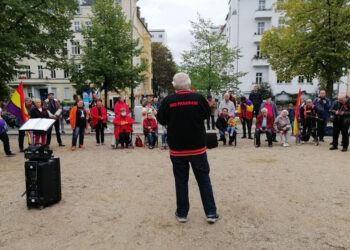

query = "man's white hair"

[
  {"left": 261, "top": 108, "right": 268, "bottom": 113},
  {"left": 281, "top": 109, "right": 289, "bottom": 116},
  {"left": 33, "top": 98, "right": 41, "bottom": 103},
  {"left": 172, "top": 73, "right": 191, "bottom": 90},
  {"left": 338, "top": 93, "right": 346, "bottom": 99}
]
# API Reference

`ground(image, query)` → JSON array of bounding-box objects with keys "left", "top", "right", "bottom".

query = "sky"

[{"left": 138, "top": 0, "right": 228, "bottom": 64}]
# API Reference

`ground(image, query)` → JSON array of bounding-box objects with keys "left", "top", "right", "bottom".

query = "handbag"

[{"left": 135, "top": 136, "right": 143, "bottom": 147}]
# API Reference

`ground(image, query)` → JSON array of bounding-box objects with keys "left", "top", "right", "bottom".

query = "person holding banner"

[{"left": 30, "top": 99, "right": 49, "bottom": 146}]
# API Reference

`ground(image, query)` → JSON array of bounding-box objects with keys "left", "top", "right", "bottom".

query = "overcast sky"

[{"left": 138, "top": 0, "right": 228, "bottom": 64}]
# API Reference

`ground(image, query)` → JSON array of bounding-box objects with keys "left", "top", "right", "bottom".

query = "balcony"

[
  {"left": 252, "top": 56, "right": 269, "bottom": 67},
  {"left": 253, "top": 33, "right": 263, "bottom": 43},
  {"left": 254, "top": 8, "right": 273, "bottom": 19}
]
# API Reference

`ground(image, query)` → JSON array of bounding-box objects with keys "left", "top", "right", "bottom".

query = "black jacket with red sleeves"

[{"left": 157, "top": 91, "right": 210, "bottom": 155}]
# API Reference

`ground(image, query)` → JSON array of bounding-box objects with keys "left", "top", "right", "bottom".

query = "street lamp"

[{"left": 129, "top": 0, "right": 137, "bottom": 118}]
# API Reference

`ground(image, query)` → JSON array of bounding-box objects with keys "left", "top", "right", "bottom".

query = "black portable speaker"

[
  {"left": 206, "top": 132, "right": 218, "bottom": 149},
  {"left": 25, "top": 157, "right": 61, "bottom": 209}
]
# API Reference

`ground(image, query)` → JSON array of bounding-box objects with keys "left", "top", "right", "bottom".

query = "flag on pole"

[
  {"left": 293, "top": 88, "right": 302, "bottom": 136},
  {"left": 7, "top": 82, "right": 32, "bottom": 144}
]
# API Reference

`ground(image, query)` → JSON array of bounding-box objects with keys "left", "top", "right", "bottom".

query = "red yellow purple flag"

[
  {"left": 293, "top": 88, "right": 302, "bottom": 136},
  {"left": 7, "top": 82, "right": 32, "bottom": 144}
]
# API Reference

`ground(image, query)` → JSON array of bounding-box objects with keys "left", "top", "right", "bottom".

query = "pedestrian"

[
  {"left": 18, "top": 97, "right": 33, "bottom": 152},
  {"left": 287, "top": 103, "right": 295, "bottom": 132},
  {"left": 237, "top": 96, "right": 254, "bottom": 139},
  {"left": 89, "top": 93, "right": 98, "bottom": 109},
  {"left": 90, "top": 99, "right": 107, "bottom": 146},
  {"left": 260, "top": 96, "right": 278, "bottom": 142},
  {"left": 228, "top": 90, "right": 237, "bottom": 108},
  {"left": 207, "top": 95, "right": 216, "bottom": 130},
  {"left": 143, "top": 112, "right": 158, "bottom": 149},
  {"left": 114, "top": 96, "right": 130, "bottom": 117},
  {"left": 69, "top": 100, "right": 89, "bottom": 151},
  {"left": 218, "top": 93, "right": 235, "bottom": 116},
  {"left": 329, "top": 93, "right": 350, "bottom": 152},
  {"left": 300, "top": 99, "right": 318, "bottom": 143},
  {"left": 142, "top": 100, "right": 157, "bottom": 119},
  {"left": 157, "top": 72, "right": 218, "bottom": 224},
  {"left": 153, "top": 97, "right": 160, "bottom": 111},
  {"left": 274, "top": 110, "right": 291, "bottom": 147},
  {"left": 249, "top": 85, "right": 263, "bottom": 118},
  {"left": 255, "top": 108, "right": 274, "bottom": 148},
  {"left": 313, "top": 90, "right": 331, "bottom": 142},
  {"left": 0, "top": 110, "right": 16, "bottom": 157},
  {"left": 30, "top": 99, "right": 49, "bottom": 146},
  {"left": 43, "top": 93, "right": 65, "bottom": 147}
]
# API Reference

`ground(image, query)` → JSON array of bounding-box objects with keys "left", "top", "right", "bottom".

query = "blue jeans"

[
  {"left": 227, "top": 126, "right": 236, "bottom": 135},
  {"left": 146, "top": 132, "right": 158, "bottom": 146},
  {"left": 162, "top": 133, "right": 167, "bottom": 146},
  {"left": 170, "top": 153, "right": 217, "bottom": 217},
  {"left": 72, "top": 126, "right": 85, "bottom": 147}
]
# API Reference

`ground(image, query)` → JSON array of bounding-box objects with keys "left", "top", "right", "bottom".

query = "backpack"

[{"left": 135, "top": 136, "right": 143, "bottom": 147}]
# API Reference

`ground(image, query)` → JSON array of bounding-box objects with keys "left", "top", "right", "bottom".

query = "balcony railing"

[{"left": 254, "top": 8, "right": 273, "bottom": 19}]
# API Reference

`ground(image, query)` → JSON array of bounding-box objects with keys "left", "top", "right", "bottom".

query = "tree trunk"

[
  {"left": 325, "top": 80, "right": 334, "bottom": 99},
  {"left": 104, "top": 81, "right": 108, "bottom": 109}
]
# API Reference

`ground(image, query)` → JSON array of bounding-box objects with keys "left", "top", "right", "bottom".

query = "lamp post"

[{"left": 129, "top": 0, "right": 137, "bottom": 118}]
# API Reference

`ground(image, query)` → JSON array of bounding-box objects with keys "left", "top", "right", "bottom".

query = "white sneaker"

[
  {"left": 285, "top": 143, "right": 289, "bottom": 147},
  {"left": 96, "top": 143, "right": 101, "bottom": 146}
]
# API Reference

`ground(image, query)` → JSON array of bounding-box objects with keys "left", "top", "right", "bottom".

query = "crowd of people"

[{"left": 0, "top": 86, "right": 349, "bottom": 157}]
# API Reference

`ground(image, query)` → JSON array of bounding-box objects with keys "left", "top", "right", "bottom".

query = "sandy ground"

[{"left": 0, "top": 134, "right": 349, "bottom": 250}]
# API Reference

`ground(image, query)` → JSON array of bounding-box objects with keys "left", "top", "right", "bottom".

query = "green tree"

[
  {"left": 258, "top": 82, "right": 273, "bottom": 100},
  {"left": 151, "top": 42, "right": 178, "bottom": 96},
  {"left": 261, "top": 0, "right": 350, "bottom": 98},
  {"left": 0, "top": 0, "right": 78, "bottom": 83},
  {"left": 181, "top": 16, "right": 245, "bottom": 95},
  {"left": 70, "top": 0, "right": 147, "bottom": 108}
]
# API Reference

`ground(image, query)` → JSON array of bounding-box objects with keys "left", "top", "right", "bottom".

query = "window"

[
  {"left": 27, "top": 88, "right": 33, "bottom": 98},
  {"left": 51, "top": 88, "right": 57, "bottom": 97},
  {"left": 85, "top": 21, "right": 92, "bottom": 27},
  {"left": 277, "top": 79, "right": 284, "bottom": 84},
  {"left": 71, "top": 41, "right": 80, "bottom": 55},
  {"left": 38, "top": 65, "right": 43, "bottom": 79},
  {"left": 256, "top": 44, "right": 261, "bottom": 58},
  {"left": 306, "top": 76, "right": 313, "bottom": 84},
  {"left": 278, "top": 18, "right": 284, "bottom": 27},
  {"left": 298, "top": 76, "right": 305, "bottom": 84},
  {"left": 258, "top": 0, "right": 266, "bottom": 10},
  {"left": 257, "top": 22, "right": 265, "bottom": 35},
  {"left": 64, "top": 88, "right": 70, "bottom": 100},
  {"left": 74, "top": 21, "right": 80, "bottom": 32},
  {"left": 256, "top": 73, "right": 263, "bottom": 84},
  {"left": 51, "top": 69, "right": 56, "bottom": 79},
  {"left": 64, "top": 70, "right": 69, "bottom": 78},
  {"left": 158, "top": 34, "right": 163, "bottom": 38},
  {"left": 25, "top": 66, "right": 31, "bottom": 79}
]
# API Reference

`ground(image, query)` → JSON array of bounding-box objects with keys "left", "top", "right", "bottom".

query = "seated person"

[
  {"left": 30, "top": 98, "right": 49, "bottom": 146},
  {"left": 216, "top": 108, "right": 236, "bottom": 146},
  {"left": 255, "top": 108, "right": 274, "bottom": 147},
  {"left": 300, "top": 99, "right": 318, "bottom": 143},
  {"left": 227, "top": 114, "right": 237, "bottom": 137},
  {"left": 274, "top": 110, "right": 291, "bottom": 147},
  {"left": 113, "top": 108, "right": 134, "bottom": 149},
  {"left": 143, "top": 112, "right": 158, "bottom": 149}
]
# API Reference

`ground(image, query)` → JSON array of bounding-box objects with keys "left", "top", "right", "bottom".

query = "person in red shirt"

[
  {"left": 114, "top": 96, "right": 130, "bottom": 117},
  {"left": 255, "top": 108, "right": 274, "bottom": 147},
  {"left": 90, "top": 99, "right": 107, "bottom": 146},
  {"left": 143, "top": 112, "right": 158, "bottom": 149},
  {"left": 113, "top": 107, "right": 134, "bottom": 149}
]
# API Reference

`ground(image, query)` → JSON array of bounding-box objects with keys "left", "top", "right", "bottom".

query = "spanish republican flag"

[
  {"left": 7, "top": 82, "right": 32, "bottom": 144},
  {"left": 293, "top": 88, "right": 302, "bottom": 136}
]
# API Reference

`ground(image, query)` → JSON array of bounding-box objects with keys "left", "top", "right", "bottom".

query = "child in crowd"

[{"left": 227, "top": 114, "right": 237, "bottom": 137}]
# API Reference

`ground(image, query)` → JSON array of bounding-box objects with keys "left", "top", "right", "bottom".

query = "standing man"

[
  {"left": 157, "top": 73, "right": 218, "bottom": 224},
  {"left": 218, "top": 93, "right": 235, "bottom": 116},
  {"left": 43, "top": 93, "right": 65, "bottom": 147},
  {"left": 249, "top": 85, "right": 263, "bottom": 118},
  {"left": 237, "top": 96, "right": 254, "bottom": 139},
  {"left": 329, "top": 93, "right": 350, "bottom": 152},
  {"left": 206, "top": 95, "right": 216, "bottom": 130},
  {"left": 18, "top": 97, "right": 33, "bottom": 152},
  {"left": 313, "top": 90, "right": 331, "bottom": 142}
]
